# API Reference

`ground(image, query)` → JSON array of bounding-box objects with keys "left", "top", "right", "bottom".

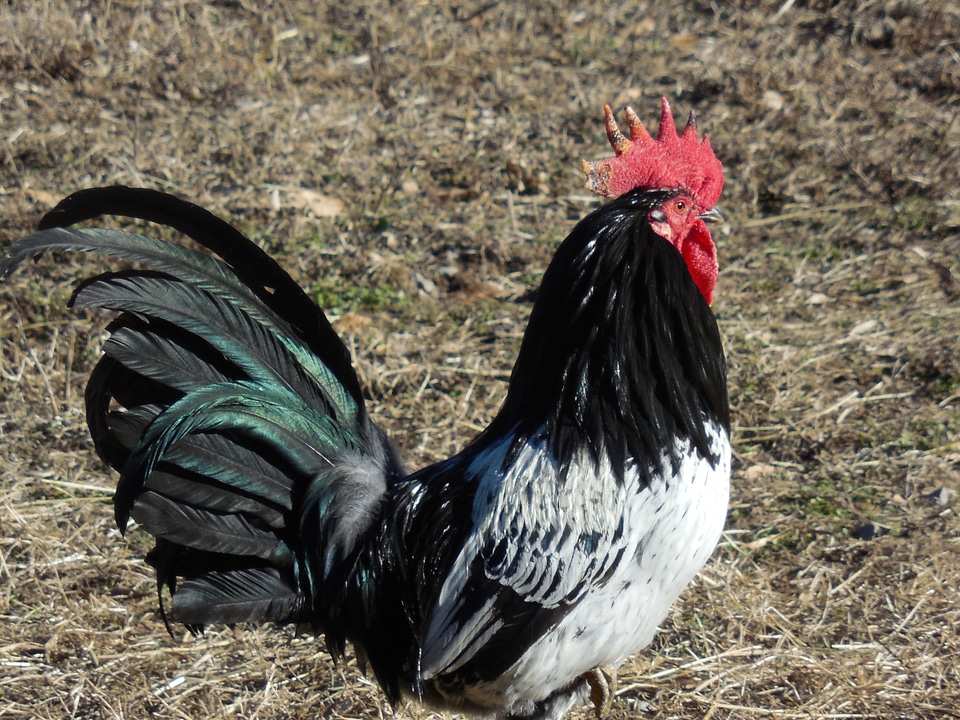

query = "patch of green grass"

[
  {"left": 312, "top": 278, "right": 409, "bottom": 314},
  {"left": 447, "top": 295, "right": 505, "bottom": 323},
  {"left": 849, "top": 278, "right": 882, "bottom": 294},
  {"left": 325, "top": 29, "right": 359, "bottom": 57},
  {"left": 767, "top": 530, "right": 806, "bottom": 554},
  {"left": 899, "top": 414, "right": 960, "bottom": 452},
  {"left": 7, "top": 279, "right": 75, "bottom": 324},
  {"left": 804, "top": 241, "right": 845, "bottom": 264},
  {"left": 564, "top": 35, "right": 617, "bottom": 65},
  {"left": 754, "top": 277, "right": 782, "bottom": 295},
  {"left": 876, "top": 195, "right": 945, "bottom": 234},
  {"left": 806, "top": 495, "right": 843, "bottom": 518}
]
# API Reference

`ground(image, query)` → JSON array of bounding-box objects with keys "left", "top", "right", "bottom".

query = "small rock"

[
  {"left": 849, "top": 319, "right": 878, "bottom": 337},
  {"left": 415, "top": 272, "right": 438, "bottom": 298},
  {"left": 762, "top": 89, "right": 785, "bottom": 112},
  {"left": 862, "top": 18, "right": 895, "bottom": 48},
  {"left": 924, "top": 487, "right": 955, "bottom": 506}
]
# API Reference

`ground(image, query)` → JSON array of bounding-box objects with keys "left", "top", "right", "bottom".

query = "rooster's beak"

[{"left": 698, "top": 207, "right": 724, "bottom": 224}]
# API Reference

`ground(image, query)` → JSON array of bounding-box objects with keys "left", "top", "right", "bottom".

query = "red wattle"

[{"left": 680, "top": 219, "right": 717, "bottom": 304}]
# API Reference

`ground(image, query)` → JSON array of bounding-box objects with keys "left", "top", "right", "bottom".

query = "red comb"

[{"left": 580, "top": 98, "right": 723, "bottom": 208}]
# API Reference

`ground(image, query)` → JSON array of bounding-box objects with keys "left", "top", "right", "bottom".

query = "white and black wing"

[{"left": 419, "top": 432, "right": 636, "bottom": 680}]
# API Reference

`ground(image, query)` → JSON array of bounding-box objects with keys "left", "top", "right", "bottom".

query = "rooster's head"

[{"left": 581, "top": 99, "right": 724, "bottom": 303}]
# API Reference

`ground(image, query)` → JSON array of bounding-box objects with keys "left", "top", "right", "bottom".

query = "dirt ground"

[{"left": 1, "top": 1, "right": 959, "bottom": 718}]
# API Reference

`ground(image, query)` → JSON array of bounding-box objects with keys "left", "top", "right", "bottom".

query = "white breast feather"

[{"left": 420, "top": 421, "right": 731, "bottom": 711}]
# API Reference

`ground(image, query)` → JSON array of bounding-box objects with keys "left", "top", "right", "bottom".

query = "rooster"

[{"left": 1, "top": 98, "right": 729, "bottom": 720}]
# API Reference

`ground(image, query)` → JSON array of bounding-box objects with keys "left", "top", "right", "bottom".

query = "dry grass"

[{"left": 2, "top": 0, "right": 959, "bottom": 718}]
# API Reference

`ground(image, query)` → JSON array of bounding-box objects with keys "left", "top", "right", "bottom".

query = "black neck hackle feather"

[{"left": 481, "top": 187, "right": 729, "bottom": 482}]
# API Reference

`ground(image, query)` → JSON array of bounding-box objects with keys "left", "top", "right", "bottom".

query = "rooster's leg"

[{"left": 581, "top": 665, "right": 617, "bottom": 719}]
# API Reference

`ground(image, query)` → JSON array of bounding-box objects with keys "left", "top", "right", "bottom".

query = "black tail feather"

[
  {"left": 145, "top": 542, "right": 307, "bottom": 629},
  {"left": 73, "top": 271, "right": 345, "bottom": 417},
  {"left": 170, "top": 567, "right": 306, "bottom": 626},
  {"left": 38, "top": 186, "right": 363, "bottom": 408},
  {"left": 84, "top": 357, "right": 175, "bottom": 470},
  {"left": 107, "top": 403, "right": 298, "bottom": 514},
  {"left": 131, "top": 490, "right": 292, "bottom": 563},
  {"left": 141, "top": 470, "right": 288, "bottom": 529},
  {"left": 103, "top": 317, "right": 236, "bottom": 392}
]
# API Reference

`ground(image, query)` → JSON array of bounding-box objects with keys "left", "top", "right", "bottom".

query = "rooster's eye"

[{"left": 674, "top": 200, "right": 687, "bottom": 213}]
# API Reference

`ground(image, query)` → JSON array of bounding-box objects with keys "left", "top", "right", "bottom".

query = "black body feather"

[{"left": 2, "top": 185, "right": 728, "bottom": 720}]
